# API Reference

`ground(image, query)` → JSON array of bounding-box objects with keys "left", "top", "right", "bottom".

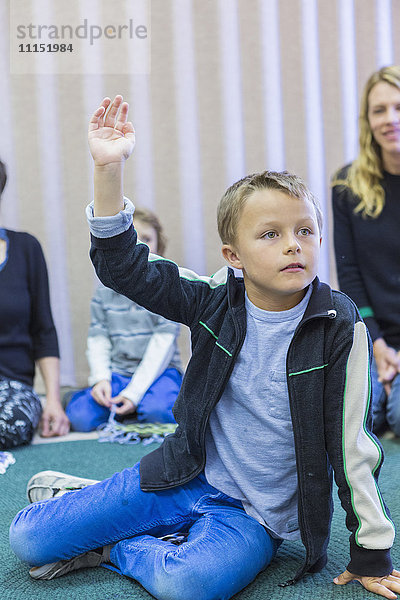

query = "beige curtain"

[{"left": 1, "top": 0, "right": 399, "bottom": 386}]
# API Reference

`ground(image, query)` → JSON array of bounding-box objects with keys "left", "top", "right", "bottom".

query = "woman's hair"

[
  {"left": 134, "top": 206, "right": 167, "bottom": 256},
  {"left": 332, "top": 65, "right": 400, "bottom": 218},
  {"left": 0, "top": 160, "right": 7, "bottom": 197},
  {"left": 217, "top": 170, "right": 323, "bottom": 246}
]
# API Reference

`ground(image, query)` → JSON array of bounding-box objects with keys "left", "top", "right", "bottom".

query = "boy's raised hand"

[
  {"left": 334, "top": 568, "right": 400, "bottom": 599},
  {"left": 88, "top": 95, "right": 135, "bottom": 167}
]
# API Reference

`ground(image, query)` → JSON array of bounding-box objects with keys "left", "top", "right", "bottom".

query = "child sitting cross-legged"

[
  {"left": 9, "top": 96, "right": 399, "bottom": 600},
  {"left": 65, "top": 207, "right": 182, "bottom": 431}
]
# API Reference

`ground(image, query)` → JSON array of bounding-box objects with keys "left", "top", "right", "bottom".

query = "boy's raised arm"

[{"left": 88, "top": 95, "right": 135, "bottom": 217}]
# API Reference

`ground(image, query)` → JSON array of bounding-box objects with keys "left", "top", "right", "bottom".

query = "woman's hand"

[
  {"left": 40, "top": 401, "right": 70, "bottom": 437},
  {"left": 373, "top": 338, "right": 400, "bottom": 395},
  {"left": 88, "top": 95, "right": 135, "bottom": 167},
  {"left": 37, "top": 357, "right": 69, "bottom": 437}
]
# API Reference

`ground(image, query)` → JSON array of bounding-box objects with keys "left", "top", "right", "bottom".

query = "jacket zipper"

[
  {"left": 280, "top": 311, "right": 335, "bottom": 587},
  {"left": 198, "top": 275, "right": 247, "bottom": 470}
]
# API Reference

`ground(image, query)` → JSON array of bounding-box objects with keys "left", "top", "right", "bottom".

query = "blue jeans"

[
  {"left": 66, "top": 368, "right": 182, "bottom": 431},
  {"left": 371, "top": 359, "right": 400, "bottom": 436},
  {"left": 10, "top": 463, "right": 279, "bottom": 600}
]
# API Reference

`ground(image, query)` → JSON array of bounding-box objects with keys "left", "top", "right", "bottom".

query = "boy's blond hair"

[{"left": 217, "top": 170, "right": 323, "bottom": 245}]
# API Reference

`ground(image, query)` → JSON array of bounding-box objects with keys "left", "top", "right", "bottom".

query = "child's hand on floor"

[
  {"left": 88, "top": 95, "right": 135, "bottom": 167},
  {"left": 334, "top": 568, "right": 400, "bottom": 599}
]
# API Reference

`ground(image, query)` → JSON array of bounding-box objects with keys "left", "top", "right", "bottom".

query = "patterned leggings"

[{"left": 0, "top": 377, "right": 42, "bottom": 450}]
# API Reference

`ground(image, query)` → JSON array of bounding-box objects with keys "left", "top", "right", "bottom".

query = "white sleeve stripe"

[{"left": 342, "top": 321, "right": 395, "bottom": 549}]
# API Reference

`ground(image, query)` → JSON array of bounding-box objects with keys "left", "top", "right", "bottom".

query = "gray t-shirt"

[{"left": 205, "top": 285, "right": 312, "bottom": 540}]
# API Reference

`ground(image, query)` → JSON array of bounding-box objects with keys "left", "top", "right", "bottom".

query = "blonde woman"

[{"left": 332, "top": 65, "right": 400, "bottom": 436}]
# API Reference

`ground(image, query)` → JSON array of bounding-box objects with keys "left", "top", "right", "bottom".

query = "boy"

[{"left": 9, "top": 96, "right": 400, "bottom": 600}]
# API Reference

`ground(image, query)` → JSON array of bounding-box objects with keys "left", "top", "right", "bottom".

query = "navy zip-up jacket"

[{"left": 90, "top": 223, "right": 394, "bottom": 584}]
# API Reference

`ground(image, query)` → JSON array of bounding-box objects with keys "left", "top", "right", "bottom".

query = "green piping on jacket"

[
  {"left": 289, "top": 364, "right": 328, "bottom": 377},
  {"left": 199, "top": 321, "right": 233, "bottom": 357}
]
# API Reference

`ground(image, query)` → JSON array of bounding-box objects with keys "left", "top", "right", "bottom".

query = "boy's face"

[{"left": 222, "top": 189, "right": 322, "bottom": 311}]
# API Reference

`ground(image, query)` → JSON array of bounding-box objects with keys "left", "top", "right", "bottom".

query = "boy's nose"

[{"left": 285, "top": 238, "right": 301, "bottom": 254}]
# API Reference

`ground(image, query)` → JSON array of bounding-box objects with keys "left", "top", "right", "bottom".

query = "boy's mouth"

[{"left": 281, "top": 263, "right": 305, "bottom": 272}]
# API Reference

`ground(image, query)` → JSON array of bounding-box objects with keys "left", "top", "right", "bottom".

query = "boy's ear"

[{"left": 222, "top": 244, "right": 243, "bottom": 269}]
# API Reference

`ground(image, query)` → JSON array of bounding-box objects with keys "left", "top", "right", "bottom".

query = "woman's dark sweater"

[
  {"left": 332, "top": 165, "right": 400, "bottom": 349},
  {"left": 0, "top": 229, "right": 59, "bottom": 386}
]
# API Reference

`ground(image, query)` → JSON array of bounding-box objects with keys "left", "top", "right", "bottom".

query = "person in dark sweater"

[
  {"left": 0, "top": 161, "right": 69, "bottom": 449},
  {"left": 332, "top": 65, "right": 400, "bottom": 437}
]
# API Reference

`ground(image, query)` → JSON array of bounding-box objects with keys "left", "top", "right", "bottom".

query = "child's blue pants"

[
  {"left": 10, "top": 462, "right": 279, "bottom": 600},
  {"left": 65, "top": 368, "right": 182, "bottom": 431}
]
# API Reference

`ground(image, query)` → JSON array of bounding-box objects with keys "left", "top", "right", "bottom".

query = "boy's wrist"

[
  {"left": 93, "top": 161, "right": 125, "bottom": 172},
  {"left": 347, "top": 544, "right": 393, "bottom": 578},
  {"left": 86, "top": 204, "right": 134, "bottom": 239},
  {"left": 93, "top": 162, "right": 125, "bottom": 217}
]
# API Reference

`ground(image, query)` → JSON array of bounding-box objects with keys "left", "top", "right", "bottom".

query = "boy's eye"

[
  {"left": 264, "top": 231, "right": 277, "bottom": 239},
  {"left": 299, "top": 228, "right": 311, "bottom": 236}
]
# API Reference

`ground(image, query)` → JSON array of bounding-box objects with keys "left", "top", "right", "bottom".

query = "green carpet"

[{"left": 1, "top": 437, "right": 399, "bottom": 600}]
